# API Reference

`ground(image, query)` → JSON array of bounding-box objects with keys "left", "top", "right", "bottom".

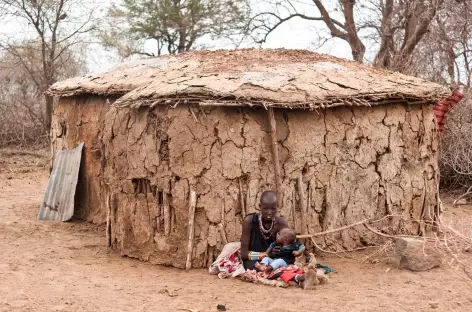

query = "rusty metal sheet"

[{"left": 38, "top": 142, "right": 84, "bottom": 221}]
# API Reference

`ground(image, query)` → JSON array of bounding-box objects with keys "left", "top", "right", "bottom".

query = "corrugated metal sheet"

[{"left": 38, "top": 143, "right": 84, "bottom": 221}]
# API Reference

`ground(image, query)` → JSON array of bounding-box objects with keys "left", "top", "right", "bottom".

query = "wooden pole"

[
  {"left": 267, "top": 107, "right": 283, "bottom": 206},
  {"left": 219, "top": 200, "right": 228, "bottom": 245},
  {"left": 238, "top": 178, "right": 246, "bottom": 217},
  {"left": 218, "top": 223, "right": 228, "bottom": 245},
  {"left": 245, "top": 186, "right": 251, "bottom": 214},
  {"left": 106, "top": 190, "right": 111, "bottom": 247},
  {"left": 163, "top": 193, "right": 170, "bottom": 237},
  {"left": 207, "top": 246, "right": 215, "bottom": 268},
  {"left": 291, "top": 188, "right": 297, "bottom": 233},
  {"left": 297, "top": 174, "right": 307, "bottom": 236},
  {"left": 156, "top": 194, "right": 161, "bottom": 233},
  {"left": 185, "top": 190, "right": 197, "bottom": 271}
]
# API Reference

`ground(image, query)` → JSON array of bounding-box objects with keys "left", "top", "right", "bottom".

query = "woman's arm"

[{"left": 240, "top": 215, "right": 253, "bottom": 260}]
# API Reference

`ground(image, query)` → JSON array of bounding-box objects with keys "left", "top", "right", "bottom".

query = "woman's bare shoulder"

[
  {"left": 243, "top": 213, "right": 255, "bottom": 224},
  {"left": 275, "top": 216, "right": 289, "bottom": 227}
]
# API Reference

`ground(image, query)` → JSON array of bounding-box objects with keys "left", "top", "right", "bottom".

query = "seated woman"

[
  {"left": 240, "top": 191, "right": 289, "bottom": 270},
  {"left": 240, "top": 191, "right": 307, "bottom": 285}
]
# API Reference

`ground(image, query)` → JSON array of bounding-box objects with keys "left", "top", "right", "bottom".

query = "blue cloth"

[
  {"left": 268, "top": 242, "right": 304, "bottom": 265},
  {"left": 261, "top": 257, "right": 288, "bottom": 270},
  {"left": 316, "top": 264, "right": 333, "bottom": 274}
]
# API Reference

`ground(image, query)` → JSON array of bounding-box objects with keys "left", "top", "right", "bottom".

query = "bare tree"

[
  {"left": 0, "top": 0, "right": 98, "bottom": 131},
  {"left": 249, "top": 0, "right": 447, "bottom": 72},
  {"left": 409, "top": 0, "right": 472, "bottom": 89},
  {"left": 0, "top": 41, "right": 85, "bottom": 147},
  {"left": 101, "top": 0, "right": 251, "bottom": 59}
]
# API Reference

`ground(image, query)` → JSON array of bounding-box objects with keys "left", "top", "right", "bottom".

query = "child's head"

[{"left": 276, "top": 228, "right": 297, "bottom": 245}]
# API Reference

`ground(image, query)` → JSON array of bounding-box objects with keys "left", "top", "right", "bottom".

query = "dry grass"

[{"left": 0, "top": 147, "right": 49, "bottom": 175}]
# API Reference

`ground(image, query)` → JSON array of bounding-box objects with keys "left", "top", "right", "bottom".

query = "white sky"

[
  {"left": 0, "top": 0, "right": 375, "bottom": 75},
  {"left": 86, "top": 0, "right": 359, "bottom": 74}
]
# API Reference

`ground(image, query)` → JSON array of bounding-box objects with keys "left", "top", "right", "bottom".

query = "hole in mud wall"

[
  {"left": 58, "top": 121, "right": 67, "bottom": 138},
  {"left": 131, "top": 178, "right": 151, "bottom": 194},
  {"left": 157, "top": 190, "right": 164, "bottom": 205},
  {"left": 259, "top": 156, "right": 267, "bottom": 166},
  {"left": 159, "top": 136, "right": 169, "bottom": 162},
  {"left": 302, "top": 163, "right": 308, "bottom": 175},
  {"left": 283, "top": 111, "right": 289, "bottom": 122},
  {"left": 417, "top": 134, "right": 424, "bottom": 147}
]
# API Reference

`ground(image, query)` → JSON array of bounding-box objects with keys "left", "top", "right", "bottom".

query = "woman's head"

[{"left": 259, "top": 191, "right": 277, "bottom": 221}]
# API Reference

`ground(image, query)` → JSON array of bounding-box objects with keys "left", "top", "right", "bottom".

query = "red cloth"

[
  {"left": 434, "top": 90, "right": 464, "bottom": 132},
  {"left": 279, "top": 266, "right": 304, "bottom": 284}
]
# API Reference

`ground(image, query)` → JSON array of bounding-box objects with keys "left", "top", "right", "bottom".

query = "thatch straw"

[{"left": 48, "top": 49, "right": 448, "bottom": 110}]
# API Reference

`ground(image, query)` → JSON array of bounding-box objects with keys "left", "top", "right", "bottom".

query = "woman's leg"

[{"left": 243, "top": 260, "right": 258, "bottom": 270}]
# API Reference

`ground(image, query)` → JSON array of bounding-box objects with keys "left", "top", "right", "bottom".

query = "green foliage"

[{"left": 102, "top": 0, "right": 251, "bottom": 57}]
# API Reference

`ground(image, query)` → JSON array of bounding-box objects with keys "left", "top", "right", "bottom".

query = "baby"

[{"left": 256, "top": 228, "right": 305, "bottom": 273}]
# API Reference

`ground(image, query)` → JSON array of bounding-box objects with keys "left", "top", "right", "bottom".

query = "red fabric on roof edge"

[{"left": 434, "top": 90, "right": 464, "bottom": 133}]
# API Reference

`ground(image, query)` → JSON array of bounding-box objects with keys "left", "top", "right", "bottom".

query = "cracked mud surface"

[
  {"left": 0, "top": 152, "right": 471, "bottom": 312},
  {"left": 96, "top": 101, "right": 439, "bottom": 268}
]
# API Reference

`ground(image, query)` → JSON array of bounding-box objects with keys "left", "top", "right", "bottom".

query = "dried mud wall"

[
  {"left": 102, "top": 103, "right": 439, "bottom": 269},
  {"left": 51, "top": 96, "right": 112, "bottom": 224}
]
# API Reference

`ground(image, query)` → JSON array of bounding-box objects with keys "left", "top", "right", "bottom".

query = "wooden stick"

[
  {"left": 171, "top": 204, "right": 175, "bottom": 231},
  {"left": 207, "top": 246, "right": 215, "bottom": 268},
  {"left": 239, "top": 178, "right": 246, "bottom": 217},
  {"left": 245, "top": 185, "right": 251, "bottom": 214},
  {"left": 297, "top": 218, "right": 369, "bottom": 239},
  {"left": 156, "top": 194, "right": 161, "bottom": 233},
  {"left": 163, "top": 193, "right": 171, "bottom": 237},
  {"left": 218, "top": 223, "right": 228, "bottom": 245},
  {"left": 185, "top": 190, "right": 197, "bottom": 271},
  {"left": 204, "top": 244, "right": 208, "bottom": 267},
  {"left": 106, "top": 190, "right": 111, "bottom": 247},
  {"left": 307, "top": 182, "right": 311, "bottom": 211},
  {"left": 291, "top": 188, "right": 297, "bottom": 233},
  {"left": 267, "top": 107, "right": 283, "bottom": 206},
  {"left": 385, "top": 184, "right": 393, "bottom": 215},
  {"left": 297, "top": 174, "right": 307, "bottom": 236},
  {"left": 453, "top": 185, "right": 472, "bottom": 206}
]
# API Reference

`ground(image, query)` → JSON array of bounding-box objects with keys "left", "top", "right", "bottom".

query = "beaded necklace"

[{"left": 258, "top": 213, "right": 275, "bottom": 240}]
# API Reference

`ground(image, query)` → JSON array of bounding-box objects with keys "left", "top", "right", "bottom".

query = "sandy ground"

[{"left": 1, "top": 149, "right": 472, "bottom": 312}]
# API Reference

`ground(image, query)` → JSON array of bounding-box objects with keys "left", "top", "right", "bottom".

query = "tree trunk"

[
  {"left": 45, "top": 94, "right": 53, "bottom": 131},
  {"left": 178, "top": 28, "right": 187, "bottom": 54},
  {"left": 340, "top": 0, "right": 366, "bottom": 62}
]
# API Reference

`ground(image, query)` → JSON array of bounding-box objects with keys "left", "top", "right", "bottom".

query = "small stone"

[
  {"left": 394, "top": 237, "right": 441, "bottom": 271},
  {"left": 429, "top": 302, "right": 439, "bottom": 309},
  {"left": 217, "top": 304, "right": 226, "bottom": 311}
]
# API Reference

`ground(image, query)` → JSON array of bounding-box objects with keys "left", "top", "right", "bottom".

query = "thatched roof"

[{"left": 49, "top": 49, "right": 448, "bottom": 109}]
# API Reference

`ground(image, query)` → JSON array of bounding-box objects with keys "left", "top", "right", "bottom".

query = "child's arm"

[
  {"left": 292, "top": 244, "right": 306, "bottom": 257},
  {"left": 266, "top": 242, "right": 275, "bottom": 257}
]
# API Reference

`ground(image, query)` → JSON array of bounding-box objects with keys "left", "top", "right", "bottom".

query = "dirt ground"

[{"left": 1, "top": 149, "right": 472, "bottom": 312}]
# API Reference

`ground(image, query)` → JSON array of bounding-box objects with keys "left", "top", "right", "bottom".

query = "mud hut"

[{"left": 49, "top": 49, "right": 448, "bottom": 269}]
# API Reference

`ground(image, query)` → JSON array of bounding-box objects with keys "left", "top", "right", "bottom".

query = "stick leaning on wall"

[
  {"left": 185, "top": 190, "right": 197, "bottom": 271},
  {"left": 267, "top": 107, "right": 282, "bottom": 206}
]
